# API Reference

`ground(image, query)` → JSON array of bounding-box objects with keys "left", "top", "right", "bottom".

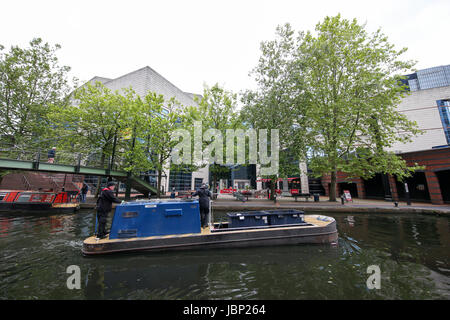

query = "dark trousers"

[
  {"left": 96, "top": 210, "right": 109, "bottom": 237},
  {"left": 200, "top": 206, "right": 209, "bottom": 228}
]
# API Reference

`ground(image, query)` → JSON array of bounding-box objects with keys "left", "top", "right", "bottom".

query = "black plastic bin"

[
  {"left": 268, "top": 209, "right": 305, "bottom": 226},
  {"left": 313, "top": 193, "right": 320, "bottom": 202},
  {"left": 227, "top": 211, "right": 269, "bottom": 228}
]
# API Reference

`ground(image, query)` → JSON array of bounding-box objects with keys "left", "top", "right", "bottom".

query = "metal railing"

[
  {"left": 22, "top": 174, "right": 32, "bottom": 190},
  {"left": 0, "top": 144, "right": 160, "bottom": 193},
  {"left": 0, "top": 144, "right": 130, "bottom": 172}
]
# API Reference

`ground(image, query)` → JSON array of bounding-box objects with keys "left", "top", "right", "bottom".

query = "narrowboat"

[
  {"left": 0, "top": 190, "right": 80, "bottom": 213},
  {"left": 82, "top": 199, "right": 338, "bottom": 255}
]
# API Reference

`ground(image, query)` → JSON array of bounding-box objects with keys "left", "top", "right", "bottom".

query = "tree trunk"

[
  {"left": 157, "top": 170, "right": 162, "bottom": 198},
  {"left": 329, "top": 170, "right": 337, "bottom": 202},
  {"left": 95, "top": 151, "right": 106, "bottom": 198},
  {"left": 213, "top": 168, "right": 217, "bottom": 194},
  {"left": 269, "top": 175, "right": 277, "bottom": 201}
]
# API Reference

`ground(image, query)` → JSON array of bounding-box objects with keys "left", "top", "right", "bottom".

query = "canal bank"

[{"left": 80, "top": 196, "right": 450, "bottom": 216}]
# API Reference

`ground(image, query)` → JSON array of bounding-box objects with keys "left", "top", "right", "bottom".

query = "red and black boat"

[{"left": 0, "top": 190, "right": 80, "bottom": 213}]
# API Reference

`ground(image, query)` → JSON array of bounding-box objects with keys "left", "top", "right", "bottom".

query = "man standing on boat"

[
  {"left": 96, "top": 181, "right": 123, "bottom": 239},
  {"left": 192, "top": 183, "right": 211, "bottom": 228}
]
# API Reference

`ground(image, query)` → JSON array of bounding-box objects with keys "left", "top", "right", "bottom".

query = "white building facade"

[{"left": 389, "top": 65, "right": 450, "bottom": 153}]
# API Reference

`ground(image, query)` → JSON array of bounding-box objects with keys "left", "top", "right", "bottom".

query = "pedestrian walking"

[
  {"left": 47, "top": 147, "right": 56, "bottom": 163},
  {"left": 80, "top": 183, "right": 89, "bottom": 203}
]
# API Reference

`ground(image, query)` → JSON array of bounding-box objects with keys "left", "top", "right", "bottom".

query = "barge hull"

[
  {"left": 82, "top": 219, "right": 338, "bottom": 255},
  {"left": 0, "top": 203, "right": 79, "bottom": 214}
]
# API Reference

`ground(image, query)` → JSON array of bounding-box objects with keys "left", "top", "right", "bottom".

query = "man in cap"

[
  {"left": 96, "top": 181, "right": 123, "bottom": 239},
  {"left": 192, "top": 183, "right": 212, "bottom": 228}
]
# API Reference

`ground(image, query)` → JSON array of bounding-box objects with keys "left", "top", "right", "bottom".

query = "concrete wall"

[
  {"left": 100, "top": 66, "right": 197, "bottom": 109},
  {"left": 388, "top": 85, "right": 450, "bottom": 153}
]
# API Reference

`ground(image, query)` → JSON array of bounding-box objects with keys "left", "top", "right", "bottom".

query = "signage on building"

[{"left": 343, "top": 190, "right": 353, "bottom": 202}]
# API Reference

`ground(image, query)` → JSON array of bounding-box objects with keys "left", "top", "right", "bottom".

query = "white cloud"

[{"left": 1, "top": 0, "right": 448, "bottom": 96}]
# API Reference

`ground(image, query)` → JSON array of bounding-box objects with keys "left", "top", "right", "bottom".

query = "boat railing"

[{"left": 22, "top": 175, "right": 32, "bottom": 190}]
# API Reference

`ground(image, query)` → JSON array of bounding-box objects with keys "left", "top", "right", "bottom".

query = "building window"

[
  {"left": 169, "top": 169, "right": 192, "bottom": 191},
  {"left": 437, "top": 100, "right": 450, "bottom": 145},
  {"left": 194, "top": 178, "right": 203, "bottom": 189}
]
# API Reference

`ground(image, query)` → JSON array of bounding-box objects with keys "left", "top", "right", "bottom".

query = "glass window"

[
  {"left": 408, "top": 79, "right": 419, "bottom": 91},
  {"left": 169, "top": 169, "right": 192, "bottom": 191},
  {"left": 194, "top": 178, "right": 203, "bottom": 189},
  {"left": 16, "top": 194, "right": 32, "bottom": 202},
  {"left": 437, "top": 100, "right": 450, "bottom": 145},
  {"left": 30, "top": 194, "right": 45, "bottom": 202}
]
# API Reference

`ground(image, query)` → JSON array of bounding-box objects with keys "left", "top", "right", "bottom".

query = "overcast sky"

[{"left": 1, "top": 0, "right": 449, "bottom": 95}]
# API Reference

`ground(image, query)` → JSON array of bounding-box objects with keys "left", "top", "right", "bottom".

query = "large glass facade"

[
  {"left": 437, "top": 100, "right": 450, "bottom": 144},
  {"left": 406, "top": 65, "right": 450, "bottom": 91}
]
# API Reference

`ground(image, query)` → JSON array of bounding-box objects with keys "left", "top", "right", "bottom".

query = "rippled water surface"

[{"left": 0, "top": 209, "right": 449, "bottom": 299}]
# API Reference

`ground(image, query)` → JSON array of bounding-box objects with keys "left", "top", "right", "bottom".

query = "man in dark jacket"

[
  {"left": 170, "top": 187, "right": 176, "bottom": 199},
  {"left": 80, "top": 183, "right": 89, "bottom": 203},
  {"left": 96, "top": 181, "right": 123, "bottom": 239},
  {"left": 192, "top": 183, "right": 211, "bottom": 228}
]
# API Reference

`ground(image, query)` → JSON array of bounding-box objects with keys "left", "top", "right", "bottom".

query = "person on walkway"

[
  {"left": 80, "top": 183, "right": 89, "bottom": 203},
  {"left": 170, "top": 187, "right": 176, "bottom": 199},
  {"left": 192, "top": 183, "right": 211, "bottom": 228},
  {"left": 47, "top": 147, "right": 56, "bottom": 163},
  {"left": 96, "top": 181, "right": 122, "bottom": 239}
]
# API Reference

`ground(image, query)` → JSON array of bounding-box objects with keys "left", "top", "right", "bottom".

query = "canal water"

[{"left": 0, "top": 209, "right": 449, "bottom": 299}]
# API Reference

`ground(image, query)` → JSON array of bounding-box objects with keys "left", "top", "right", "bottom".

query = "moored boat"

[
  {"left": 82, "top": 199, "right": 338, "bottom": 255},
  {"left": 0, "top": 190, "right": 80, "bottom": 213}
]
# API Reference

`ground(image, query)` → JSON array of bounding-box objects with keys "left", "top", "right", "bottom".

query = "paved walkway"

[
  {"left": 79, "top": 194, "right": 450, "bottom": 215},
  {"left": 211, "top": 194, "right": 450, "bottom": 215}
]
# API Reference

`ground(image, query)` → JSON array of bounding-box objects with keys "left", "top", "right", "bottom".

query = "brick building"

[{"left": 321, "top": 65, "right": 450, "bottom": 204}]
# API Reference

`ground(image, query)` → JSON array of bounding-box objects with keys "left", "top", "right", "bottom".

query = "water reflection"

[{"left": 0, "top": 210, "right": 449, "bottom": 299}]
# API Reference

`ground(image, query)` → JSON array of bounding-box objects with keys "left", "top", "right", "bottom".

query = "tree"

[
  {"left": 298, "top": 15, "right": 422, "bottom": 201},
  {"left": 241, "top": 24, "right": 308, "bottom": 200},
  {"left": 195, "top": 84, "right": 240, "bottom": 193},
  {"left": 0, "top": 38, "right": 74, "bottom": 151},
  {"left": 146, "top": 94, "right": 185, "bottom": 198},
  {"left": 118, "top": 90, "right": 194, "bottom": 198},
  {"left": 49, "top": 82, "right": 127, "bottom": 196}
]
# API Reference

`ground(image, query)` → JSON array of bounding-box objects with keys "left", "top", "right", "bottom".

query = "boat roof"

[{"left": 0, "top": 190, "right": 59, "bottom": 194}]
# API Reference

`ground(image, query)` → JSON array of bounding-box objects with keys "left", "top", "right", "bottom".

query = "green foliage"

[
  {"left": 241, "top": 24, "right": 309, "bottom": 198},
  {"left": 0, "top": 38, "right": 75, "bottom": 150},
  {"left": 299, "top": 15, "right": 422, "bottom": 199},
  {"left": 49, "top": 82, "right": 125, "bottom": 167},
  {"left": 145, "top": 95, "right": 187, "bottom": 197},
  {"left": 195, "top": 83, "right": 240, "bottom": 191},
  {"left": 243, "top": 16, "right": 422, "bottom": 201}
]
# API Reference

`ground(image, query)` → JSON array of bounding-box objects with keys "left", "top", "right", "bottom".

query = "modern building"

[
  {"left": 322, "top": 65, "right": 450, "bottom": 204},
  {"left": 85, "top": 66, "right": 209, "bottom": 193}
]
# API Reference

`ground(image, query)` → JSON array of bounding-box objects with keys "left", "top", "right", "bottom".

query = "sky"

[{"left": 1, "top": 0, "right": 449, "bottom": 96}]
